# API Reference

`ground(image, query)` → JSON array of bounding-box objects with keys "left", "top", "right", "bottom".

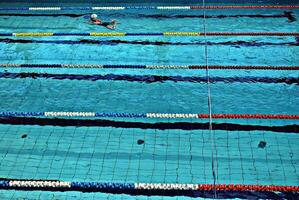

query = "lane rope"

[
  {"left": 0, "top": 179, "right": 298, "bottom": 193},
  {"left": 0, "top": 112, "right": 298, "bottom": 119},
  {"left": 0, "top": 64, "right": 298, "bottom": 70},
  {"left": 0, "top": 5, "right": 298, "bottom": 11},
  {"left": 190, "top": 5, "right": 299, "bottom": 10},
  {"left": 0, "top": 32, "right": 298, "bottom": 37}
]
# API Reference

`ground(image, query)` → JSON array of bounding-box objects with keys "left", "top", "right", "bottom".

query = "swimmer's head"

[{"left": 91, "top": 14, "right": 98, "bottom": 20}]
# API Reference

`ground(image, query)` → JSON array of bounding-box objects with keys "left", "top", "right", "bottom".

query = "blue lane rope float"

[
  {"left": 0, "top": 112, "right": 298, "bottom": 119},
  {"left": 0, "top": 64, "right": 298, "bottom": 70},
  {"left": 0, "top": 32, "right": 299, "bottom": 37},
  {"left": 0, "top": 5, "right": 299, "bottom": 11}
]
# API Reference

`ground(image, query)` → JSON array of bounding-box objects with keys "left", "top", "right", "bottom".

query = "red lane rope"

[
  {"left": 189, "top": 65, "right": 299, "bottom": 70},
  {"left": 198, "top": 184, "right": 299, "bottom": 192},
  {"left": 197, "top": 114, "right": 299, "bottom": 119},
  {"left": 204, "top": 32, "right": 299, "bottom": 36},
  {"left": 191, "top": 5, "right": 299, "bottom": 9}
]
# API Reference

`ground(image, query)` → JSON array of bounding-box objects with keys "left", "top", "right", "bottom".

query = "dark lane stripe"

[
  {"left": 0, "top": 12, "right": 296, "bottom": 22},
  {"left": 0, "top": 38, "right": 297, "bottom": 47},
  {"left": 0, "top": 117, "right": 298, "bottom": 133},
  {"left": 0, "top": 72, "right": 298, "bottom": 84},
  {"left": 138, "top": 11, "right": 297, "bottom": 22}
]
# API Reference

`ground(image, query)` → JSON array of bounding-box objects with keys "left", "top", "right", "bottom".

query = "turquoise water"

[{"left": 0, "top": 3, "right": 298, "bottom": 199}]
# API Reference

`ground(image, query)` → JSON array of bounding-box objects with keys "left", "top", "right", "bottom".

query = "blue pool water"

[{"left": 0, "top": 1, "right": 298, "bottom": 199}]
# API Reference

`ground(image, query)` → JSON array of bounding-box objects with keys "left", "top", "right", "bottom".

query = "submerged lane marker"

[
  {"left": 0, "top": 38, "right": 297, "bottom": 46},
  {"left": 1, "top": 116, "right": 298, "bottom": 133},
  {"left": 0, "top": 72, "right": 298, "bottom": 84}
]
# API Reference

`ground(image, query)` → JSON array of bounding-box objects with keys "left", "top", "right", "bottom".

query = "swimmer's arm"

[
  {"left": 105, "top": 25, "right": 115, "bottom": 30},
  {"left": 105, "top": 20, "right": 118, "bottom": 29}
]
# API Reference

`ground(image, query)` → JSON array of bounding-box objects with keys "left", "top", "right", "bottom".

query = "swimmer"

[
  {"left": 90, "top": 14, "right": 118, "bottom": 30},
  {"left": 284, "top": 11, "right": 296, "bottom": 22}
]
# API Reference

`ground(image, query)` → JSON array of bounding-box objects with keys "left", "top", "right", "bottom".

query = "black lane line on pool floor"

[
  {"left": 0, "top": 38, "right": 298, "bottom": 47},
  {"left": 0, "top": 11, "right": 296, "bottom": 22},
  {"left": 0, "top": 117, "right": 298, "bottom": 133},
  {"left": 0, "top": 72, "right": 298, "bottom": 85}
]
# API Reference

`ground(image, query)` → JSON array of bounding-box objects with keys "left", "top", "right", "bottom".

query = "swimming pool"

[{"left": 0, "top": 0, "right": 298, "bottom": 199}]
